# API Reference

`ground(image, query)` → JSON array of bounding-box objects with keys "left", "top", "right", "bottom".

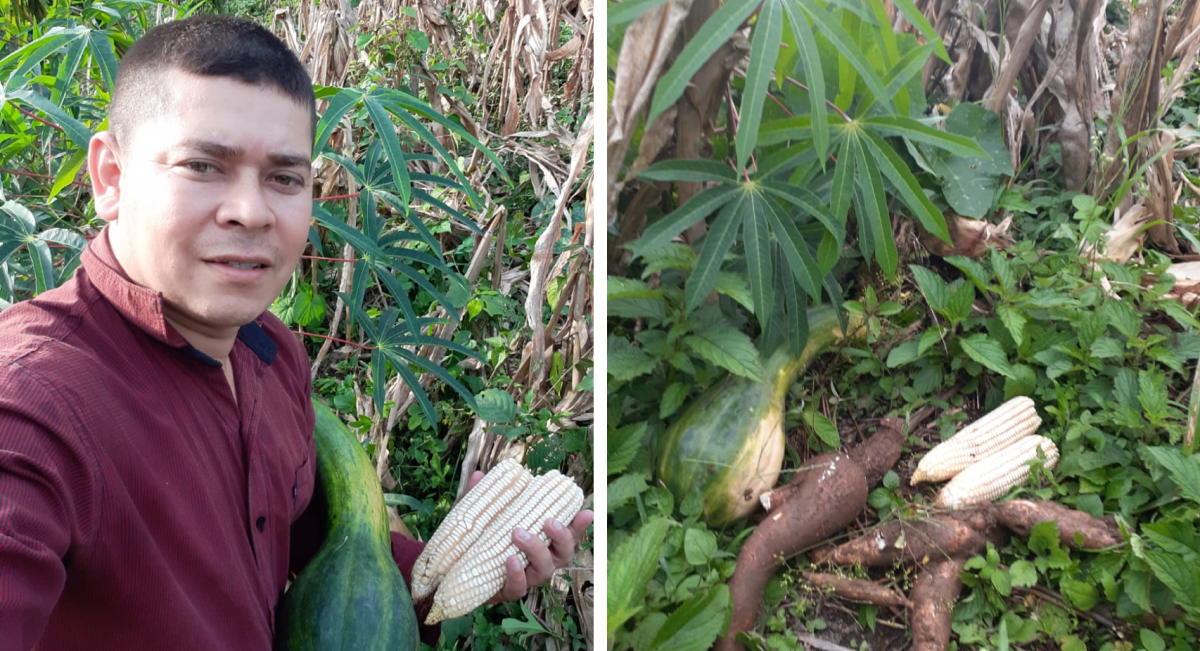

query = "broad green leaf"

[
  {"left": 637, "top": 159, "right": 738, "bottom": 184},
  {"left": 7, "top": 89, "right": 92, "bottom": 150},
  {"left": 713, "top": 272, "right": 754, "bottom": 313},
  {"left": 684, "top": 320, "right": 762, "bottom": 379},
  {"left": 882, "top": 41, "right": 936, "bottom": 101},
  {"left": 762, "top": 192, "right": 820, "bottom": 299},
  {"left": 929, "top": 102, "right": 1013, "bottom": 218},
  {"left": 633, "top": 185, "right": 739, "bottom": 257},
  {"left": 87, "top": 30, "right": 119, "bottom": 95},
  {"left": 997, "top": 304, "right": 1026, "bottom": 347},
  {"left": 476, "top": 388, "right": 518, "bottom": 423},
  {"left": 52, "top": 37, "right": 86, "bottom": 107},
  {"left": 48, "top": 149, "right": 86, "bottom": 201},
  {"left": 609, "top": 0, "right": 677, "bottom": 26},
  {"left": 862, "top": 115, "right": 986, "bottom": 157},
  {"left": 960, "top": 333, "right": 1016, "bottom": 379},
  {"left": 1145, "top": 447, "right": 1200, "bottom": 504},
  {"left": 760, "top": 181, "right": 844, "bottom": 246},
  {"left": 609, "top": 473, "right": 651, "bottom": 512},
  {"left": 683, "top": 528, "right": 718, "bottom": 565},
  {"left": 313, "top": 88, "right": 360, "bottom": 156},
  {"left": 944, "top": 280, "right": 974, "bottom": 323},
  {"left": 860, "top": 129, "right": 950, "bottom": 244},
  {"left": 890, "top": 0, "right": 950, "bottom": 62},
  {"left": 1010, "top": 560, "right": 1038, "bottom": 588},
  {"left": 609, "top": 276, "right": 667, "bottom": 321},
  {"left": 792, "top": 0, "right": 892, "bottom": 112},
  {"left": 362, "top": 94, "right": 412, "bottom": 205},
  {"left": 28, "top": 239, "right": 54, "bottom": 295},
  {"left": 610, "top": 422, "right": 648, "bottom": 476},
  {"left": 736, "top": 0, "right": 783, "bottom": 173},
  {"left": 660, "top": 382, "right": 689, "bottom": 419},
  {"left": 756, "top": 115, "right": 813, "bottom": 146},
  {"left": 609, "top": 336, "right": 657, "bottom": 383},
  {"left": 609, "top": 518, "right": 670, "bottom": 638},
  {"left": 648, "top": 0, "right": 763, "bottom": 123},
  {"left": 743, "top": 191, "right": 774, "bottom": 326},
  {"left": 647, "top": 585, "right": 731, "bottom": 651},
  {"left": 1142, "top": 550, "right": 1200, "bottom": 612},
  {"left": 852, "top": 134, "right": 896, "bottom": 278},
  {"left": 685, "top": 197, "right": 743, "bottom": 313},
  {"left": 779, "top": 0, "right": 827, "bottom": 167},
  {"left": 829, "top": 135, "right": 854, "bottom": 226},
  {"left": 909, "top": 265, "right": 948, "bottom": 313}
]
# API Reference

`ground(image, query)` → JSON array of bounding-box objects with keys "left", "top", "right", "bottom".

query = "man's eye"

[
  {"left": 186, "top": 161, "right": 216, "bottom": 174},
  {"left": 274, "top": 175, "right": 303, "bottom": 187}
]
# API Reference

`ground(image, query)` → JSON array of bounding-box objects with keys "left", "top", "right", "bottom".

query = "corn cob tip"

[
  {"left": 426, "top": 603, "right": 446, "bottom": 625},
  {"left": 910, "top": 470, "right": 927, "bottom": 486}
]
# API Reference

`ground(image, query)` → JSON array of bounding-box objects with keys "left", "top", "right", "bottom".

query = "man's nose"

[{"left": 217, "top": 170, "right": 276, "bottom": 229}]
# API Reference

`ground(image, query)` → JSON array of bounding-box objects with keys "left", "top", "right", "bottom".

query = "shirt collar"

[{"left": 81, "top": 225, "right": 276, "bottom": 366}]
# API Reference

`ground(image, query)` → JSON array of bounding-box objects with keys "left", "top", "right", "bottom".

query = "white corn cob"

[
  {"left": 426, "top": 473, "right": 584, "bottom": 624},
  {"left": 410, "top": 459, "right": 531, "bottom": 600},
  {"left": 911, "top": 396, "right": 1041, "bottom": 485},
  {"left": 934, "top": 435, "right": 1059, "bottom": 509}
]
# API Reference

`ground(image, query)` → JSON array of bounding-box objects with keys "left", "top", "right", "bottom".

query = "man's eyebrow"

[{"left": 178, "top": 139, "right": 310, "bottom": 169}]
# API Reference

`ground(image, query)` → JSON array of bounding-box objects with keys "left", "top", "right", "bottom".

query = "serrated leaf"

[
  {"left": 960, "top": 333, "right": 1015, "bottom": 379},
  {"left": 944, "top": 280, "right": 975, "bottom": 323},
  {"left": 861, "top": 129, "right": 950, "bottom": 244},
  {"left": 684, "top": 321, "right": 762, "bottom": 379},
  {"left": 609, "top": 336, "right": 658, "bottom": 383},
  {"left": 649, "top": 0, "right": 763, "bottom": 122},
  {"left": 997, "top": 304, "right": 1026, "bottom": 347},
  {"left": 736, "top": 0, "right": 782, "bottom": 172},
  {"left": 909, "top": 265, "right": 950, "bottom": 314},
  {"left": 1145, "top": 447, "right": 1200, "bottom": 504},
  {"left": 648, "top": 382, "right": 687, "bottom": 424},
  {"left": 1010, "top": 560, "right": 1038, "bottom": 588},
  {"left": 684, "top": 527, "right": 719, "bottom": 565},
  {"left": 647, "top": 585, "right": 731, "bottom": 651},
  {"left": 1060, "top": 576, "right": 1099, "bottom": 610},
  {"left": 807, "top": 410, "right": 840, "bottom": 448},
  {"left": 638, "top": 159, "right": 739, "bottom": 184},
  {"left": 779, "top": 0, "right": 827, "bottom": 167},
  {"left": 944, "top": 255, "right": 990, "bottom": 293},
  {"left": 685, "top": 197, "right": 744, "bottom": 313},
  {"left": 609, "top": 422, "right": 648, "bottom": 476},
  {"left": 743, "top": 191, "right": 774, "bottom": 326},
  {"left": 713, "top": 272, "right": 755, "bottom": 313},
  {"left": 634, "top": 185, "right": 739, "bottom": 258},
  {"left": 610, "top": 276, "right": 668, "bottom": 321},
  {"left": 609, "top": 518, "right": 670, "bottom": 638},
  {"left": 609, "top": 473, "right": 651, "bottom": 512}
]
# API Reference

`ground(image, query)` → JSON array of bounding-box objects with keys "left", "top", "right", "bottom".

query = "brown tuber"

[{"left": 909, "top": 559, "right": 966, "bottom": 651}]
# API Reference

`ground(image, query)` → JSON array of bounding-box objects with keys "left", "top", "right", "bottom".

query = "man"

[{"left": 0, "top": 15, "right": 592, "bottom": 649}]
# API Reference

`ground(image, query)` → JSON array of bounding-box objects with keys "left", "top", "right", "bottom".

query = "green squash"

[
  {"left": 657, "top": 307, "right": 861, "bottom": 527},
  {"left": 274, "top": 397, "right": 419, "bottom": 651}
]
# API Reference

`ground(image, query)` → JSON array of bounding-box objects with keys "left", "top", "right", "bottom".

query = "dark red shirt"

[{"left": 0, "top": 226, "right": 435, "bottom": 649}]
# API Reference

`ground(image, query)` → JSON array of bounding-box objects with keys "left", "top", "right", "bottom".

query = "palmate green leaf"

[
  {"left": 374, "top": 190, "right": 445, "bottom": 256},
  {"left": 685, "top": 196, "right": 743, "bottom": 313},
  {"left": 862, "top": 115, "right": 986, "bottom": 157},
  {"left": 86, "top": 30, "right": 119, "bottom": 95},
  {"left": 637, "top": 159, "right": 738, "bottom": 184},
  {"left": 756, "top": 115, "right": 813, "bottom": 147},
  {"left": 48, "top": 148, "right": 86, "bottom": 201},
  {"left": 960, "top": 333, "right": 1016, "bottom": 379},
  {"left": 383, "top": 100, "right": 484, "bottom": 206},
  {"left": 762, "top": 191, "right": 820, "bottom": 300},
  {"left": 792, "top": 0, "right": 891, "bottom": 111},
  {"left": 51, "top": 37, "right": 86, "bottom": 107},
  {"left": 742, "top": 189, "right": 773, "bottom": 327},
  {"left": 6, "top": 88, "right": 91, "bottom": 150},
  {"left": 882, "top": 41, "right": 935, "bottom": 103},
  {"left": 851, "top": 132, "right": 897, "bottom": 278},
  {"left": 609, "top": 0, "right": 677, "bottom": 26},
  {"left": 362, "top": 93, "right": 412, "bottom": 206},
  {"left": 829, "top": 135, "right": 854, "bottom": 226},
  {"left": 1, "top": 26, "right": 86, "bottom": 88},
  {"left": 760, "top": 181, "right": 844, "bottom": 246},
  {"left": 633, "top": 184, "right": 739, "bottom": 257},
  {"left": 890, "top": 0, "right": 950, "bottom": 63},
  {"left": 860, "top": 128, "right": 950, "bottom": 244},
  {"left": 736, "top": 0, "right": 782, "bottom": 173},
  {"left": 313, "top": 87, "right": 360, "bottom": 157},
  {"left": 648, "top": 585, "right": 731, "bottom": 651},
  {"left": 778, "top": 0, "right": 827, "bottom": 168},
  {"left": 648, "top": 0, "right": 763, "bottom": 123},
  {"left": 684, "top": 320, "right": 762, "bottom": 379},
  {"left": 28, "top": 238, "right": 53, "bottom": 295},
  {"left": 608, "top": 517, "right": 670, "bottom": 639}
]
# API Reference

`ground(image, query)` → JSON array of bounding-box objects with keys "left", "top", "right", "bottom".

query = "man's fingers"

[
  {"left": 465, "top": 470, "right": 485, "bottom": 493},
  {"left": 513, "top": 527, "right": 555, "bottom": 587},
  {"left": 568, "top": 510, "right": 594, "bottom": 541},
  {"left": 543, "top": 518, "right": 576, "bottom": 567},
  {"left": 487, "top": 555, "right": 527, "bottom": 604}
]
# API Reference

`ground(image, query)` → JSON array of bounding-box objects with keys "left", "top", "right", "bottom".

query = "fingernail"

[
  {"left": 547, "top": 518, "right": 564, "bottom": 532},
  {"left": 516, "top": 528, "right": 530, "bottom": 540},
  {"left": 508, "top": 556, "right": 521, "bottom": 569}
]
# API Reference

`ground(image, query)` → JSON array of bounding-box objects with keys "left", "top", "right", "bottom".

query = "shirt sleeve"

[
  {"left": 0, "top": 363, "right": 101, "bottom": 651},
  {"left": 390, "top": 533, "right": 442, "bottom": 648}
]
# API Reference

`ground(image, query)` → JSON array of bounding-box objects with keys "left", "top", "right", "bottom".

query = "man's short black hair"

[{"left": 108, "top": 14, "right": 317, "bottom": 153}]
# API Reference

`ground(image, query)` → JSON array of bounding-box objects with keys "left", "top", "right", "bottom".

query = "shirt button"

[{"left": 256, "top": 516, "right": 266, "bottom": 532}]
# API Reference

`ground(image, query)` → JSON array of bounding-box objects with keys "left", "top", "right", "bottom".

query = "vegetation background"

[
  {"left": 0, "top": 0, "right": 594, "bottom": 649},
  {"left": 609, "top": 0, "right": 1200, "bottom": 650}
]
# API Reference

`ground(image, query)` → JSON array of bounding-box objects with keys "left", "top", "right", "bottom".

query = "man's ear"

[{"left": 88, "top": 132, "right": 122, "bottom": 223}]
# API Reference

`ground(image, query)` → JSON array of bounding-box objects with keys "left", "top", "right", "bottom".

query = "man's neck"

[{"left": 163, "top": 314, "right": 238, "bottom": 363}]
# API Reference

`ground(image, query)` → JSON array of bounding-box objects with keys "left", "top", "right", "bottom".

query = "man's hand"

[{"left": 462, "top": 470, "right": 594, "bottom": 605}]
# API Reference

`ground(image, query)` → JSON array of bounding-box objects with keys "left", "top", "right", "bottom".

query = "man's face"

[{"left": 105, "top": 69, "right": 313, "bottom": 332}]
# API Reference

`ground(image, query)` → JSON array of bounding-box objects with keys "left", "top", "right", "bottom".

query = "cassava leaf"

[{"left": 736, "top": 0, "right": 782, "bottom": 173}]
